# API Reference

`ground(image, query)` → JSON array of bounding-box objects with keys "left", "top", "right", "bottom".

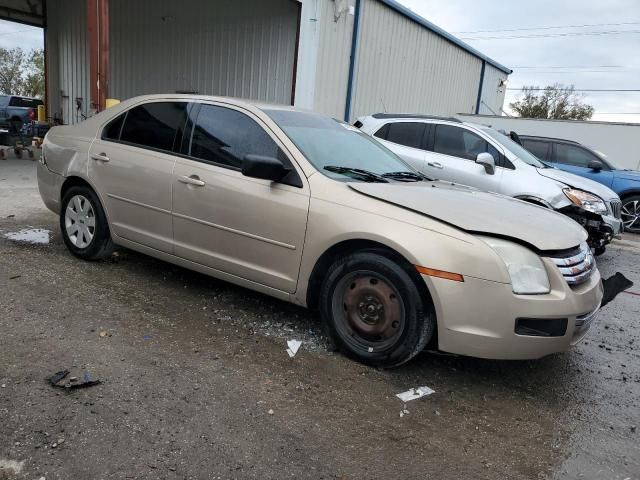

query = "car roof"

[
  {"left": 112, "top": 93, "right": 317, "bottom": 116},
  {"left": 371, "top": 113, "right": 462, "bottom": 123},
  {"left": 519, "top": 134, "right": 580, "bottom": 145}
]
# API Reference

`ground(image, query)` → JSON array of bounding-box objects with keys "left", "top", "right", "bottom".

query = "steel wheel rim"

[
  {"left": 331, "top": 270, "right": 406, "bottom": 353},
  {"left": 621, "top": 200, "right": 640, "bottom": 230},
  {"left": 64, "top": 195, "right": 96, "bottom": 248}
]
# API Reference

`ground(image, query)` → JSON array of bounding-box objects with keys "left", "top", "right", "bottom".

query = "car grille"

[
  {"left": 609, "top": 199, "right": 622, "bottom": 219},
  {"left": 546, "top": 244, "right": 595, "bottom": 287}
]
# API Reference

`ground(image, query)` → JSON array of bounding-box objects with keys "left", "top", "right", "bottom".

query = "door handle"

[
  {"left": 179, "top": 175, "right": 206, "bottom": 187},
  {"left": 91, "top": 152, "right": 110, "bottom": 162},
  {"left": 427, "top": 162, "right": 443, "bottom": 169}
]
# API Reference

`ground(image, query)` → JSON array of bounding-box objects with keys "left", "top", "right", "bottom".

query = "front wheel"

[
  {"left": 621, "top": 195, "right": 640, "bottom": 234},
  {"left": 319, "top": 251, "right": 435, "bottom": 368},
  {"left": 60, "top": 186, "right": 114, "bottom": 260}
]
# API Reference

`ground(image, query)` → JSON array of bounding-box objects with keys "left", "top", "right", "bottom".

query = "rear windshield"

[{"left": 8, "top": 97, "right": 43, "bottom": 108}]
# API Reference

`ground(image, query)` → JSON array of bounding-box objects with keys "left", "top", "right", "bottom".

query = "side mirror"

[
  {"left": 476, "top": 152, "right": 496, "bottom": 175},
  {"left": 242, "top": 154, "right": 290, "bottom": 182},
  {"left": 588, "top": 160, "right": 604, "bottom": 172}
]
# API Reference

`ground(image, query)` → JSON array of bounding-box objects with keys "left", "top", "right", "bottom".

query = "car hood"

[
  {"left": 537, "top": 167, "right": 618, "bottom": 200},
  {"left": 614, "top": 169, "right": 640, "bottom": 182},
  {"left": 349, "top": 181, "right": 586, "bottom": 251}
]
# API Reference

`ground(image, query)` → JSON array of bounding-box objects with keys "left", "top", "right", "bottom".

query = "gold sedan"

[{"left": 38, "top": 95, "right": 602, "bottom": 367}]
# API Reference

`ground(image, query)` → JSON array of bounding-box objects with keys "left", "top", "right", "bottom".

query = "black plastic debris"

[
  {"left": 47, "top": 369, "right": 101, "bottom": 389},
  {"left": 601, "top": 273, "right": 634, "bottom": 308}
]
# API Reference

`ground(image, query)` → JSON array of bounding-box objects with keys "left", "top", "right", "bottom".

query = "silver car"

[{"left": 357, "top": 114, "right": 623, "bottom": 254}]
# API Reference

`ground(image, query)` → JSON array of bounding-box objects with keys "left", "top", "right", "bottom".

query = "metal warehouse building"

[{"left": 2, "top": 0, "right": 510, "bottom": 124}]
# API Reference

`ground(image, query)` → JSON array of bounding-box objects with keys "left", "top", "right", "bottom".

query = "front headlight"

[
  {"left": 480, "top": 237, "right": 550, "bottom": 294},
  {"left": 564, "top": 188, "right": 607, "bottom": 214}
]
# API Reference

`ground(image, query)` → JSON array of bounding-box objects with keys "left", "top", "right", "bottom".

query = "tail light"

[{"left": 28, "top": 108, "right": 36, "bottom": 121}]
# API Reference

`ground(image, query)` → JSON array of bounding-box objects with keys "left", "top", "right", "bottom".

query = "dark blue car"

[{"left": 519, "top": 135, "right": 640, "bottom": 233}]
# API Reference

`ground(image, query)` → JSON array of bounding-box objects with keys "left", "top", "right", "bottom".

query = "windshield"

[
  {"left": 264, "top": 109, "right": 417, "bottom": 181},
  {"left": 480, "top": 127, "right": 548, "bottom": 168}
]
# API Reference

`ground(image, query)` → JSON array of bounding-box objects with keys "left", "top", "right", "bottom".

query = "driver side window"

[
  {"left": 190, "top": 104, "right": 280, "bottom": 169},
  {"left": 554, "top": 143, "right": 605, "bottom": 169}
]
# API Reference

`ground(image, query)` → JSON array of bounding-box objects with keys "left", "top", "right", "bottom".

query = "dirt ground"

[{"left": 1, "top": 156, "right": 638, "bottom": 480}]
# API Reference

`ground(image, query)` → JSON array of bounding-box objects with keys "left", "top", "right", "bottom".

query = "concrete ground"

[{"left": 0, "top": 155, "right": 638, "bottom": 480}]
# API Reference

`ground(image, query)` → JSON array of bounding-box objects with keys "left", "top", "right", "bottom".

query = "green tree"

[
  {"left": 0, "top": 47, "right": 45, "bottom": 98},
  {"left": 509, "top": 84, "right": 594, "bottom": 120},
  {"left": 23, "top": 49, "right": 45, "bottom": 98},
  {"left": 0, "top": 47, "right": 26, "bottom": 95}
]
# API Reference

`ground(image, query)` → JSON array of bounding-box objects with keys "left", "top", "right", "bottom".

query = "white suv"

[{"left": 357, "top": 114, "right": 623, "bottom": 254}]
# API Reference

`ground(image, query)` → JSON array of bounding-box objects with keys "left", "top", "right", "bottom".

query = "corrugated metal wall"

[
  {"left": 312, "top": 0, "right": 355, "bottom": 116},
  {"left": 45, "top": 0, "right": 90, "bottom": 125},
  {"left": 349, "top": 0, "right": 483, "bottom": 120},
  {"left": 479, "top": 64, "right": 508, "bottom": 115},
  {"left": 109, "top": 0, "right": 300, "bottom": 105},
  {"left": 44, "top": 0, "right": 508, "bottom": 124}
]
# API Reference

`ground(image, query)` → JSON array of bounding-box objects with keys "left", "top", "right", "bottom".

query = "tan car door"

[
  {"left": 171, "top": 103, "right": 310, "bottom": 293},
  {"left": 88, "top": 101, "right": 189, "bottom": 253}
]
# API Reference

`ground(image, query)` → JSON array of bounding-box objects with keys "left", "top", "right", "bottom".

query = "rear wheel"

[
  {"left": 60, "top": 186, "right": 114, "bottom": 260},
  {"left": 621, "top": 195, "right": 640, "bottom": 234},
  {"left": 319, "top": 251, "right": 435, "bottom": 368}
]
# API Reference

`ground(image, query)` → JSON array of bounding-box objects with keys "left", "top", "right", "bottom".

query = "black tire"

[
  {"left": 621, "top": 195, "right": 640, "bottom": 234},
  {"left": 60, "top": 185, "right": 114, "bottom": 260},
  {"left": 319, "top": 250, "right": 435, "bottom": 368},
  {"left": 594, "top": 246, "right": 606, "bottom": 256}
]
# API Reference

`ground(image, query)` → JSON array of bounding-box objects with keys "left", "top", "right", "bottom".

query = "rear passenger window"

[
  {"left": 374, "top": 124, "right": 390, "bottom": 140},
  {"left": 377, "top": 122, "right": 426, "bottom": 149},
  {"left": 522, "top": 140, "right": 549, "bottom": 161},
  {"left": 189, "top": 105, "right": 280, "bottom": 169},
  {"left": 120, "top": 102, "right": 188, "bottom": 152},
  {"left": 433, "top": 125, "right": 494, "bottom": 162},
  {"left": 102, "top": 113, "right": 126, "bottom": 141}
]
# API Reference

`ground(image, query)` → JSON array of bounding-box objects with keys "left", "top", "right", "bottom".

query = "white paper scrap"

[
  {"left": 286, "top": 340, "right": 302, "bottom": 358},
  {"left": 396, "top": 386, "right": 435, "bottom": 402}
]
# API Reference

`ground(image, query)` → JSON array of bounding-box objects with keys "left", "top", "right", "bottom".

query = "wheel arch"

[
  {"left": 60, "top": 175, "right": 114, "bottom": 229},
  {"left": 305, "top": 239, "right": 436, "bottom": 316},
  {"left": 618, "top": 189, "right": 640, "bottom": 201},
  {"left": 61, "top": 175, "right": 93, "bottom": 197}
]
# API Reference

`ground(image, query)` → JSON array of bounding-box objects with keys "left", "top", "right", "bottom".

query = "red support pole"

[
  {"left": 98, "top": 0, "right": 109, "bottom": 110},
  {"left": 87, "top": 0, "right": 109, "bottom": 112},
  {"left": 87, "top": 0, "right": 99, "bottom": 112}
]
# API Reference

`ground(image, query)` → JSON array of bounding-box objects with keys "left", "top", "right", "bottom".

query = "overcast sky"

[
  {"left": 400, "top": 0, "right": 640, "bottom": 122},
  {"left": 2, "top": 0, "right": 639, "bottom": 122}
]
